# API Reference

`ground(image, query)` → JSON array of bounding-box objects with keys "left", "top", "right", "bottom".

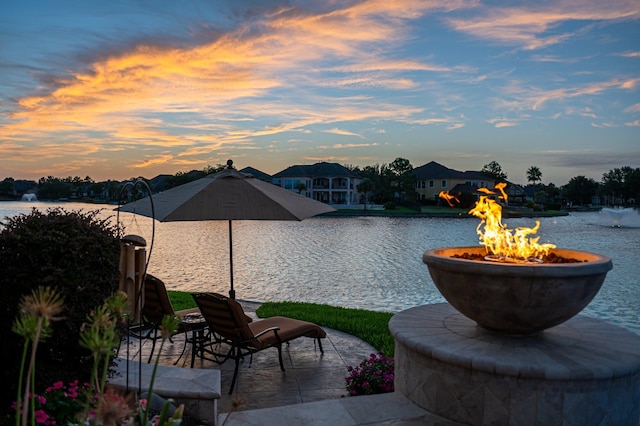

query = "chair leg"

[
  {"left": 276, "top": 344, "right": 285, "bottom": 371},
  {"left": 229, "top": 347, "right": 241, "bottom": 395},
  {"left": 174, "top": 331, "right": 189, "bottom": 366},
  {"left": 147, "top": 328, "right": 158, "bottom": 363}
]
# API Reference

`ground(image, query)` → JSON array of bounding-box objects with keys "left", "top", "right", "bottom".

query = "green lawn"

[
  {"left": 420, "top": 205, "right": 468, "bottom": 215},
  {"left": 168, "top": 291, "right": 395, "bottom": 357}
]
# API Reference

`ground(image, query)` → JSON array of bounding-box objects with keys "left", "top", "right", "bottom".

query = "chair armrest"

[{"left": 252, "top": 327, "right": 280, "bottom": 339}]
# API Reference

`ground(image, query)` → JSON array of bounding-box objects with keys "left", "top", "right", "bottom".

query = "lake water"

[{"left": 2, "top": 201, "right": 639, "bottom": 335}]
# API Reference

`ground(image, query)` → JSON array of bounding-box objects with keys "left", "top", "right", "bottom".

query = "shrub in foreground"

[
  {"left": 345, "top": 352, "right": 394, "bottom": 396},
  {"left": 0, "top": 208, "right": 121, "bottom": 416}
]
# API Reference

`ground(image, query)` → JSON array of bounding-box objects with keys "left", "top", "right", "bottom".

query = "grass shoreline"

[{"left": 168, "top": 291, "right": 395, "bottom": 356}]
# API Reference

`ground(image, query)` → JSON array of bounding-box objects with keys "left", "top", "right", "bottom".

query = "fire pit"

[
  {"left": 394, "top": 185, "right": 634, "bottom": 424},
  {"left": 430, "top": 183, "right": 613, "bottom": 334},
  {"left": 422, "top": 246, "right": 612, "bottom": 334}
]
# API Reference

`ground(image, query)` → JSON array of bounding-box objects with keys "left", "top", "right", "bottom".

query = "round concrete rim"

[{"left": 422, "top": 246, "right": 613, "bottom": 278}]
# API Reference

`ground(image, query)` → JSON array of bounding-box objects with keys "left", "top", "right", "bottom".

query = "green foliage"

[
  {"left": 599, "top": 166, "right": 640, "bottom": 205},
  {"left": 256, "top": 301, "right": 395, "bottom": 356},
  {"left": 383, "top": 201, "right": 396, "bottom": 210},
  {"left": 294, "top": 182, "right": 307, "bottom": 193},
  {"left": 167, "top": 290, "right": 196, "bottom": 311},
  {"left": 11, "top": 380, "right": 92, "bottom": 426},
  {"left": 562, "top": 175, "right": 598, "bottom": 205},
  {"left": 0, "top": 178, "right": 15, "bottom": 198},
  {"left": 526, "top": 166, "right": 542, "bottom": 184},
  {"left": 420, "top": 205, "right": 468, "bottom": 215},
  {"left": 481, "top": 161, "right": 508, "bottom": 181},
  {"left": 8, "top": 290, "right": 182, "bottom": 426},
  {"left": 0, "top": 208, "right": 121, "bottom": 415}
]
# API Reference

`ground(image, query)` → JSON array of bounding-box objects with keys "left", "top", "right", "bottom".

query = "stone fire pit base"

[{"left": 389, "top": 303, "right": 640, "bottom": 425}]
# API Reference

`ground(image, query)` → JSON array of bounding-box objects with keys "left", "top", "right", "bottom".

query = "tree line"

[
  {"left": 347, "top": 159, "right": 639, "bottom": 208},
  {"left": 1, "top": 160, "right": 638, "bottom": 208},
  {"left": 483, "top": 161, "right": 639, "bottom": 208}
]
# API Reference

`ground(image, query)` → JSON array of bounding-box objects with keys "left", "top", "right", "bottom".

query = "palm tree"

[
  {"left": 527, "top": 166, "right": 542, "bottom": 185},
  {"left": 526, "top": 166, "right": 543, "bottom": 204}
]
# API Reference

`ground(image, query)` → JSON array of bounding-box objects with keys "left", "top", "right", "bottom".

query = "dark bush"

[
  {"left": 543, "top": 202, "right": 562, "bottom": 211},
  {"left": 456, "top": 192, "right": 477, "bottom": 209},
  {"left": 0, "top": 208, "right": 121, "bottom": 415},
  {"left": 383, "top": 201, "right": 396, "bottom": 210}
]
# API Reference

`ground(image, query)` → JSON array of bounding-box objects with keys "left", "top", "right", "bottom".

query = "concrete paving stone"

[{"left": 119, "top": 300, "right": 438, "bottom": 425}]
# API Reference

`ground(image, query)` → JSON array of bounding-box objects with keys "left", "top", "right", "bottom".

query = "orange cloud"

[{"left": 4, "top": 0, "right": 463, "bottom": 179}]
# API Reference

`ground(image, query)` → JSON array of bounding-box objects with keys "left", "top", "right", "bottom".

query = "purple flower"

[{"left": 344, "top": 352, "right": 394, "bottom": 396}]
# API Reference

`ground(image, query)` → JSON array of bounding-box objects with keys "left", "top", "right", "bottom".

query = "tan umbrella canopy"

[{"left": 118, "top": 160, "right": 336, "bottom": 298}]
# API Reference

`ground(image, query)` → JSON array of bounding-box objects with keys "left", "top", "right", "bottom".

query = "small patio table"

[{"left": 175, "top": 312, "right": 209, "bottom": 368}]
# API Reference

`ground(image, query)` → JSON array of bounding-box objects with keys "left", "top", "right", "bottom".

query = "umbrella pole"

[{"left": 229, "top": 219, "right": 235, "bottom": 299}]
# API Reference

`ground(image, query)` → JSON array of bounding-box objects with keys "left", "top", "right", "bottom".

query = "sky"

[{"left": 1, "top": 0, "right": 639, "bottom": 187}]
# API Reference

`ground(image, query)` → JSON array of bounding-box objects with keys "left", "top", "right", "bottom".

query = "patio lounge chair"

[
  {"left": 192, "top": 292, "right": 327, "bottom": 394},
  {"left": 131, "top": 274, "right": 202, "bottom": 363}
]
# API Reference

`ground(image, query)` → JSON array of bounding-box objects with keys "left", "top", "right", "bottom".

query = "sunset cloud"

[{"left": 1, "top": 0, "right": 637, "bottom": 184}]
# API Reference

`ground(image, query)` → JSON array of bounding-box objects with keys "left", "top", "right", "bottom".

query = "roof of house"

[
  {"left": 148, "top": 174, "right": 174, "bottom": 192},
  {"left": 239, "top": 167, "right": 272, "bottom": 182},
  {"left": 273, "top": 162, "right": 360, "bottom": 178},
  {"left": 412, "top": 161, "right": 467, "bottom": 180},
  {"left": 449, "top": 183, "right": 485, "bottom": 194},
  {"left": 413, "top": 161, "right": 496, "bottom": 182}
]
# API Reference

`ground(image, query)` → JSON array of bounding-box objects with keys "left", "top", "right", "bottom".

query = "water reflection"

[{"left": 1, "top": 202, "right": 638, "bottom": 334}]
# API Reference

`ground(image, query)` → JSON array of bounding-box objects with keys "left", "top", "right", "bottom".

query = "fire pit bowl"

[{"left": 422, "top": 246, "right": 613, "bottom": 335}]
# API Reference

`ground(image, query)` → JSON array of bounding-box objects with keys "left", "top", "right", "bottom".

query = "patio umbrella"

[{"left": 117, "top": 160, "right": 336, "bottom": 298}]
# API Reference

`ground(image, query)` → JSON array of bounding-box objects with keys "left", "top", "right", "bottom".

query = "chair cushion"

[{"left": 248, "top": 316, "right": 326, "bottom": 349}]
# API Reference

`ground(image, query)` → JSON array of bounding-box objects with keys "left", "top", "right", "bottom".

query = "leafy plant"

[
  {"left": 11, "top": 380, "right": 91, "bottom": 426},
  {"left": 9, "top": 288, "right": 184, "bottom": 426},
  {"left": 0, "top": 208, "right": 121, "bottom": 414},
  {"left": 345, "top": 352, "right": 394, "bottom": 396}
]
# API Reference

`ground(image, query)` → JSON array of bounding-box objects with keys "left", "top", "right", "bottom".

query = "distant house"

[
  {"left": 272, "top": 162, "right": 362, "bottom": 205},
  {"left": 148, "top": 174, "right": 174, "bottom": 192},
  {"left": 239, "top": 167, "right": 272, "bottom": 182},
  {"left": 505, "top": 183, "right": 527, "bottom": 205},
  {"left": 412, "top": 161, "right": 496, "bottom": 203}
]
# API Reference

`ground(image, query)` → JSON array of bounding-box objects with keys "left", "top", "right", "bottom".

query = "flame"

[
  {"left": 439, "top": 191, "right": 459, "bottom": 207},
  {"left": 440, "top": 183, "right": 555, "bottom": 262}
]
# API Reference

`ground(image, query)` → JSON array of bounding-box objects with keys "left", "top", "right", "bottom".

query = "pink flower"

[{"left": 34, "top": 409, "right": 49, "bottom": 424}]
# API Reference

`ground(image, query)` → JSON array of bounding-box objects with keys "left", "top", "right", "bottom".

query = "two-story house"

[
  {"left": 412, "top": 161, "right": 497, "bottom": 203},
  {"left": 272, "top": 162, "right": 362, "bottom": 205}
]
